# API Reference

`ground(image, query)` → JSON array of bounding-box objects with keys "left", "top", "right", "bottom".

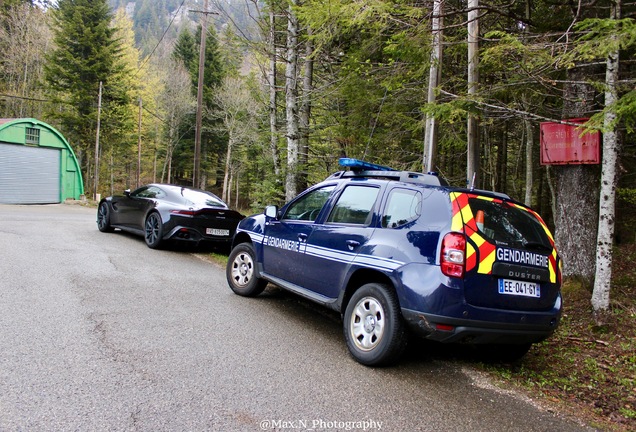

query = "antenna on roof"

[{"left": 469, "top": 172, "right": 476, "bottom": 191}]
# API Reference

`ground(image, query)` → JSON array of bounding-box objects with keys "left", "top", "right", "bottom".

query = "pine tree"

[
  {"left": 44, "top": 0, "right": 131, "bottom": 194},
  {"left": 173, "top": 27, "right": 197, "bottom": 72}
]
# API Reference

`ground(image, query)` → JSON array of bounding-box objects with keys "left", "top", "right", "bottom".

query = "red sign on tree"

[{"left": 540, "top": 119, "right": 600, "bottom": 165}]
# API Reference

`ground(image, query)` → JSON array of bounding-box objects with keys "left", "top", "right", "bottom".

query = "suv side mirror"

[{"left": 265, "top": 205, "right": 279, "bottom": 219}]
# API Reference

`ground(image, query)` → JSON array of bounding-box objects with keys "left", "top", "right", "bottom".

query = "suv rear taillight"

[{"left": 441, "top": 233, "right": 466, "bottom": 278}]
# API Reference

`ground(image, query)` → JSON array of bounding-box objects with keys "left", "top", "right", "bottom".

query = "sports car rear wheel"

[
  {"left": 97, "top": 202, "right": 114, "bottom": 232},
  {"left": 344, "top": 283, "right": 407, "bottom": 366},
  {"left": 145, "top": 212, "right": 163, "bottom": 249},
  {"left": 226, "top": 243, "right": 267, "bottom": 297}
]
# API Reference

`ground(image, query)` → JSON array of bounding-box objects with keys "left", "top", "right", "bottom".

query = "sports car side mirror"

[
  {"left": 265, "top": 205, "right": 278, "bottom": 219},
  {"left": 124, "top": 189, "right": 131, "bottom": 197}
]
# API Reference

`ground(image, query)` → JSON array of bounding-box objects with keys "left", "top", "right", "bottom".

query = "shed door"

[{"left": 0, "top": 143, "right": 61, "bottom": 204}]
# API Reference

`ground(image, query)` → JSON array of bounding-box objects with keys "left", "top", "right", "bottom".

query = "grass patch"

[{"left": 207, "top": 251, "right": 229, "bottom": 268}]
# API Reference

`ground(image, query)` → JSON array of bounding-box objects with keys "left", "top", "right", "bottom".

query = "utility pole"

[
  {"left": 94, "top": 81, "right": 102, "bottom": 200},
  {"left": 191, "top": 0, "right": 218, "bottom": 189},
  {"left": 193, "top": 0, "right": 208, "bottom": 189}
]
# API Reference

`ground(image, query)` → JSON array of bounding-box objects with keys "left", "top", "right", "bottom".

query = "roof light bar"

[{"left": 339, "top": 158, "right": 396, "bottom": 172}]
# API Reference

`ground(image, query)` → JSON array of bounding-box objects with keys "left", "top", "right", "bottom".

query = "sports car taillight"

[
  {"left": 441, "top": 232, "right": 466, "bottom": 278},
  {"left": 170, "top": 210, "right": 197, "bottom": 217}
]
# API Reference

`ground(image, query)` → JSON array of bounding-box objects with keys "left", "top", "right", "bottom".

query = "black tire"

[
  {"left": 144, "top": 212, "right": 164, "bottom": 249},
  {"left": 226, "top": 243, "right": 267, "bottom": 297},
  {"left": 343, "top": 283, "right": 408, "bottom": 366},
  {"left": 97, "top": 202, "right": 114, "bottom": 232}
]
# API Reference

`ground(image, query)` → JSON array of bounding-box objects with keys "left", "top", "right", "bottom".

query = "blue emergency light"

[{"left": 338, "top": 158, "right": 396, "bottom": 172}]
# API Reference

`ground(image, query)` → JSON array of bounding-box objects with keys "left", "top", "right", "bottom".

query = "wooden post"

[
  {"left": 94, "top": 81, "right": 102, "bottom": 200},
  {"left": 137, "top": 97, "right": 142, "bottom": 188}
]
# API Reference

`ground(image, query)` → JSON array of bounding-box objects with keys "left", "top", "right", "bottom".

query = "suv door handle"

[
  {"left": 346, "top": 240, "right": 360, "bottom": 250},
  {"left": 298, "top": 233, "right": 308, "bottom": 242}
]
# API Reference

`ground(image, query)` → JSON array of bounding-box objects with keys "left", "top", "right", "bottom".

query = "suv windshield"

[{"left": 468, "top": 198, "right": 552, "bottom": 252}]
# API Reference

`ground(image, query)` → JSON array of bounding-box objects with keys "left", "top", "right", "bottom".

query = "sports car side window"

[
  {"left": 327, "top": 185, "right": 379, "bottom": 225},
  {"left": 282, "top": 185, "right": 336, "bottom": 221},
  {"left": 136, "top": 186, "right": 164, "bottom": 199},
  {"left": 382, "top": 188, "right": 422, "bottom": 228}
]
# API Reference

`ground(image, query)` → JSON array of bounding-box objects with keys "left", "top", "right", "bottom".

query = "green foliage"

[
  {"left": 555, "top": 17, "right": 636, "bottom": 133},
  {"left": 570, "top": 18, "right": 636, "bottom": 62},
  {"left": 173, "top": 27, "right": 197, "bottom": 71},
  {"left": 1, "top": 0, "right": 47, "bottom": 10},
  {"left": 44, "top": 0, "right": 133, "bottom": 192},
  {"left": 618, "top": 188, "right": 636, "bottom": 206},
  {"left": 296, "top": 0, "right": 435, "bottom": 176}
]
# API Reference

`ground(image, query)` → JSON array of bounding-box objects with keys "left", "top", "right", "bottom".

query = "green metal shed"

[{"left": 0, "top": 118, "right": 84, "bottom": 204}]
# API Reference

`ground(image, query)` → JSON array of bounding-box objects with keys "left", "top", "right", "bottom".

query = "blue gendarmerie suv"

[{"left": 226, "top": 159, "right": 562, "bottom": 366}]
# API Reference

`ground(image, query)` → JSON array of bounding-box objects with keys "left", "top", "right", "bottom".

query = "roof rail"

[
  {"left": 336, "top": 158, "right": 447, "bottom": 186},
  {"left": 342, "top": 169, "right": 448, "bottom": 186}
]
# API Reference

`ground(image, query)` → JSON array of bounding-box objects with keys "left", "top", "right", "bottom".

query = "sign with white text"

[{"left": 540, "top": 119, "right": 600, "bottom": 165}]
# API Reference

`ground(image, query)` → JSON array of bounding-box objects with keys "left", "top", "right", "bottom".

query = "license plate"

[
  {"left": 498, "top": 279, "right": 541, "bottom": 298},
  {"left": 206, "top": 228, "right": 230, "bottom": 236}
]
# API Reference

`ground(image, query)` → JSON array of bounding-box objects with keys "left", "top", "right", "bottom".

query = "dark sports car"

[{"left": 97, "top": 184, "right": 244, "bottom": 249}]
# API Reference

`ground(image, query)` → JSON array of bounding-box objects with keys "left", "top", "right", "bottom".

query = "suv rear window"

[
  {"left": 468, "top": 198, "right": 552, "bottom": 252},
  {"left": 382, "top": 188, "right": 422, "bottom": 228}
]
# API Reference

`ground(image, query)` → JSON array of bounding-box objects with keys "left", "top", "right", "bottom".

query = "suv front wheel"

[
  {"left": 344, "top": 283, "right": 407, "bottom": 366},
  {"left": 227, "top": 243, "right": 268, "bottom": 297}
]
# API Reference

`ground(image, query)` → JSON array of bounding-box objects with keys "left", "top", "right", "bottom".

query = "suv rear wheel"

[{"left": 344, "top": 283, "right": 407, "bottom": 366}]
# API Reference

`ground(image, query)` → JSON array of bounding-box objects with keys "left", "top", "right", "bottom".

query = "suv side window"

[
  {"left": 282, "top": 185, "right": 335, "bottom": 221},
  {"left": 327, "top": 185, "right": 379, "bottom": 225},
  {"left": 382, "top": 188, "right": 422, "bottom": 228}
]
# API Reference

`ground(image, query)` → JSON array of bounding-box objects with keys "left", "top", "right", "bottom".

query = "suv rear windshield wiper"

[{"left": 521, "top": 241, "right": 552, "bottom": 253}]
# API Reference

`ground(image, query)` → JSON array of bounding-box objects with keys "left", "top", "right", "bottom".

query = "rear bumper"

[
  {"left": 401, "top": 308, "right": 560, "bottom": 345},
  {"left": 165, "top": 225, "right": 233, "bottom": 244}
]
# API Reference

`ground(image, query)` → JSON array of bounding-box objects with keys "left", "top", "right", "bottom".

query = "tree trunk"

[
  {"left": 284, "top": 0, "right": 300, "bottom": 201},
  {"left": 299, "top": 33, "right": 314, "bottom": 192},
  {"left": 222, "top": 138, "right": 233, "bottom": 202},
  {"left": 268, "top": 6, "right": 281, "bottom": 178},
  {"left": 524, "top": 115, "right": 533, "bottom": 206},
  {"left": 496, "top": 125, "right": 507, "bottom": 193},
  {"left": 592, "top": 0, "right": 621, "bottom": 317},
  {"left": 423, "top": 0, "right": 443, "bottom": 172},
  {"left": 553, "top": 65, "right": 601, "bottom": 288},
  {"left": 523, "top": 0, "right": 533, "bottom": 207},
  {"left": 466, "top": 0, "right": 480, "bottom": 187}
]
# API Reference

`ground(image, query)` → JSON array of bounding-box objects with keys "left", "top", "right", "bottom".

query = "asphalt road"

[{"left": 0, "top": 203, "right": 596, "bottom": 432}]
